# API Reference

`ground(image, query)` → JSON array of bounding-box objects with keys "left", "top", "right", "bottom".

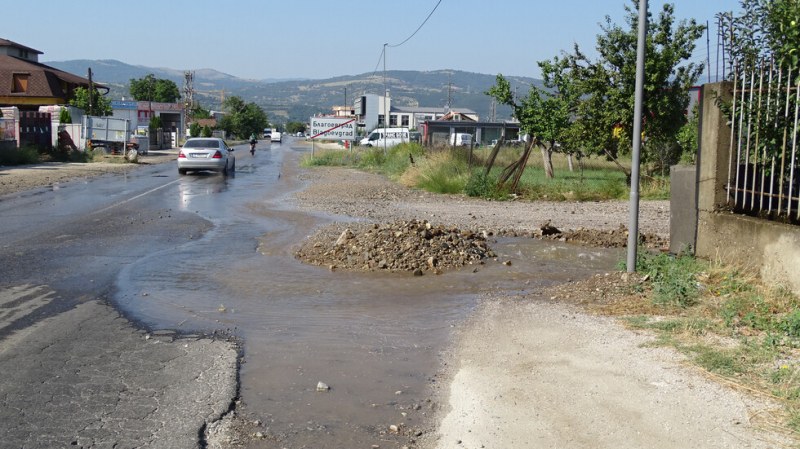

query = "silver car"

[{"left": 177, "top": 138, "right": 235, "bottom": 175}]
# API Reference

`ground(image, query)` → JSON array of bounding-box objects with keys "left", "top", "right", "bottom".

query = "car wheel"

[
  {"left": 221, "top": 163, "right": 228, "bottom": 176},
  {"left": 230, "top": 160, "right": 236, "bottom": 172},
  {"left": 179, "top": 168, "right": 187, "bottom": 175}
]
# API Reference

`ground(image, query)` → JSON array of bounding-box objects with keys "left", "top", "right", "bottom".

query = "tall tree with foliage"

[
  {"left": 69, "top": 87, "right": 112, "bottom": 116},
  {"left": 191, "top": 104, "right": 212, "bottom": 120},
  {"left": 218, "top": 96, "right": 269, "bottom": 139},
  {"left": 286, "top": 121, "right": 306, "bottom": 134},
  {"left": 569, "top": 2, "right": 705, "bottom": 167},
  {"left": 722, "top": 0, "right": 800, "bottom": 67},
  {"left": 487, "top": 56, "right": 579, "bottom": 178},
  {"left": 129, "top": 74, "right": 181, "bottom": 103}
]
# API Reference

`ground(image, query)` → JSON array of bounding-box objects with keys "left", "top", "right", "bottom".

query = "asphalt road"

[{"left": 0, "top": 150, "right": 241, "bottom": 448}]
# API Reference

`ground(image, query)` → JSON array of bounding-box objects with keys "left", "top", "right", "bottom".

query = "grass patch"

[
  {"left": 690, "top": 345, "right": 746, "bottom": 376},
  {"left": 305, "top": 143, "right": 671, "bottom": 202},
  {"left": 615, "top": 250, "right": 800, "bottom": 435},
  {"left": 622, "top": 250, "right": 704, "bottom": 307},
  {"left": 301, "top": 149, "right": 355, "bottom": 167}
]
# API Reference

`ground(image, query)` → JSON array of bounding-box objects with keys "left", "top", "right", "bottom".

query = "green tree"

[
  {"left": 201, "top": 125, "right": 213, "bottom": 137},
  {"left": 191, "top": 104, "right": 212, "bottom": 120},
  {"left": 149, "top": 115, "right": 163, "bottom": 131},
  {"left": 189, "top": 122, "right": 201, "bottom": 138},
  {"left": 286, "top": 121, "right": 306, "bottom": 134},
  {"left": 58, "top": 107, "right": 72, "bottom": 124},
  {"left": 69, "top": 87, "right": 112, "bottom": 116},
  {"left": 676, "top": 105, "right": 699, "bottom": 164},
  {"left": 129, "top": 74, "right": 181, "bottom": 103},
  {"left": 487, "top": 56, "right": 579, "bottom": 178},
  {"left": 566, "top": 2, "right": 705, "bottom": 165},
  {"left": 723, "top": 0, "right": 800, "bottom": 67},
  {"left": 218, "top": 96, "right": 268, "bottom": 139}
]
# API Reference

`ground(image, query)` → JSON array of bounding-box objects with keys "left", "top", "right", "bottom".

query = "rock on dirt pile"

[{"left": 295, "top": 219, "right": 496, "bottom": 275}]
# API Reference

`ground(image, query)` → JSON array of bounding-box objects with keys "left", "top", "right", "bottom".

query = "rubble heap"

[{"left": 295, "top": 219, "right": 496, "bottom": 275}]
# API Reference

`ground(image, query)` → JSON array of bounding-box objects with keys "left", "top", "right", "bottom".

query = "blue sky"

[{"left": 7, "top": 0, "right": 740, "bottom": 80}]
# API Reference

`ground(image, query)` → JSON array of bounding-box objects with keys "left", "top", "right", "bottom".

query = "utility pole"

[
  {"left": 706, "top": 21, "right": 711, "bottom": 84},
  {"left": 87, "top": 68, "right": 93, "bottom": 115},
  {"left": 626, "top": 0, "right": 648, "bottom": 272},
  {"left": 184, "top": 71, "right": 194, "bottom": 137},
  {"left": 446, "top": 74, "right": 452, "bottom": 111},
  {"left": 383, "top": 43, "right": 388, "bottom": 155}
]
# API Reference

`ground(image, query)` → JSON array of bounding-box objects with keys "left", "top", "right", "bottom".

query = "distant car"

[
  {"left": 296, "top": 132, "right": 303, "bottom": 137},
  {"left": 271, "top": 131, "right": 282, "bottom": 142},
  {"left": 177, "top": 137, "right": 235, "bottom": 175}
]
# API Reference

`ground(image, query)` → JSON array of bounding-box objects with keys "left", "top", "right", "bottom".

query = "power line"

[
  {"left": 371, "top": 46, "right": 385, "bottom": 78},
  {"left": 388, "top": 0, "right": 442, "bottom": 48}
]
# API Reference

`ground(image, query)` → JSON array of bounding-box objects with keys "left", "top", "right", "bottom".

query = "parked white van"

[
  {"left": 359, "top": 127, "right": 410, "bottom": 148},
  {"left": 449, "top": 133, "right": 473, "bottom": 147}
]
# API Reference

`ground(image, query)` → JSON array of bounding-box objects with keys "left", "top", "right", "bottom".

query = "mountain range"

[{"left": 45, "top": 59, "right": 541, "bottom": 124}]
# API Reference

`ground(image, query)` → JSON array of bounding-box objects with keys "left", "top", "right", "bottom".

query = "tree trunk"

[
  {"left": 541, "top": 145, "right": 554, "bottom": 179},
  {"left": 567, "top": 152, "right": 574, "bottom": 172}
]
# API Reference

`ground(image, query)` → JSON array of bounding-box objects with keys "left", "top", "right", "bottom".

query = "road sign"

[{"left": 310, "top": 117, "right": 356, "bottom": 141}]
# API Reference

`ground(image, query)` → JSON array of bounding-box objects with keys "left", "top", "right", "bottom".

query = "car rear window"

[{"left": 185, "top": 139, "right": 220, "bottom": 148}]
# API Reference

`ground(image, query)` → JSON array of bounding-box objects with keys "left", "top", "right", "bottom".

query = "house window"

[
  {"left": 12, "top": 73, "right": 30, "bottom": 93},
  {"left": 389, "top": 115, "right": 397, "bottom": 126},
  {"left": 378, "top": 115, "right": 385, "bottom": 126},
  {"left": 401, "top": 115, "right": 409, "bottom": 127}
]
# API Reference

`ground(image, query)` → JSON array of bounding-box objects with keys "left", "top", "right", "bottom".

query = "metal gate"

[{"left": 19, "top": 112, "right": 51, "bottom": 149}]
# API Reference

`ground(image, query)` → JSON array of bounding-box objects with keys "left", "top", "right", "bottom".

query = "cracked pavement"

[{"left": 0, "top": 298, "right": 238, "bottom": 449}]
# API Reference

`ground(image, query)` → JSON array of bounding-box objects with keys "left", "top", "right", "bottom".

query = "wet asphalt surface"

[{"left": 0, "top": 138, "right": 622, "bottom": 448}]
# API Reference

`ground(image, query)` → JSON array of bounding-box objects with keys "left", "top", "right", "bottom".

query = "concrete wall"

[
  {"left": 696, "top": 82, "right": 800, "bottom": 294},
  {"left": 669, "top": 165, "right": 697, "bottom": 254}
]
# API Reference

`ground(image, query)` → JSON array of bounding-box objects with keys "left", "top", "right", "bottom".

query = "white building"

[{"left": 353, "top": 93, "right": 477, "bottom": 135}]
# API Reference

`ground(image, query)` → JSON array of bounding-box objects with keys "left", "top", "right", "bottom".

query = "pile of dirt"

[
  {"left": 541, "top": 223, "right": 669, "bottom": 249},
  {"left": 295, "top": 220, "right": 668, "bottom": 276},
  {"left": 295, "top": 219, "right": 496, "bottom": 275}
]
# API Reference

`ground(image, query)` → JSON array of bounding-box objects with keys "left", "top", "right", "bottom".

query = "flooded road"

[{"left": 113, "top": 139, "right": 622, "bottom": 447}]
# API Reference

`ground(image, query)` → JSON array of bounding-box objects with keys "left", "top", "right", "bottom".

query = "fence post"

[{"left": 697, "top": 82, "right": 734, "bottom": 213}]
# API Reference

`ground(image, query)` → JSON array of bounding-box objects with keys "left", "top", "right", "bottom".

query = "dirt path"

[{"left": 430, "top": 297, "right": 791, "bottom": 449}]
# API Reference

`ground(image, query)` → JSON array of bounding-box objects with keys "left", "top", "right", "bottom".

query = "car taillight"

[
  {"left": 212, "top": 150, "right": 222, "bottom": 159},
  {"left": 178, "top": 151, "right": 186, "bottom": 158}
]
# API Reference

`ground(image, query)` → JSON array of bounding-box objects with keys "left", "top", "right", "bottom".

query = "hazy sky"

[{"left": 7, "top": 0, "right": 740, "bottom": 80}]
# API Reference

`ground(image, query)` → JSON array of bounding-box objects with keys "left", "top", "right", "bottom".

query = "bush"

[
  {"left": 633, "top": 250, "right": 703, "bottom": 307},
  {"left": 58, "top": 108, "right": 72, "bottom": 124},
  {"left": 201, "top": 125, "right": 213, "bottom": 137},
  {"left": 0, "top": 145, "right": 40, "bottom": 165},
  {"left": 465, "top": 170, "right": 505, "bottom": 199},
  {"left": 413, "top": 150, "right": 471, "bottom": 194},
  {"left": 356, "top": 147, "right": 387, "bottom": 168},
  {"left": 189, "top": 122, "right": 201, "bottom": 137}
]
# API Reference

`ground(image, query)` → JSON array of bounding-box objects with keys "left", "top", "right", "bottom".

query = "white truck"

[
  {"left": 82, "top": 115, "right": 138, "bottom": 154},
  {"left": 270, "top": 129, "right": 282, "bottom": 142}
]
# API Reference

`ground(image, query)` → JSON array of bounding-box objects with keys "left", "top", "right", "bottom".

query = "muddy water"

[{"left": 114, "top": 142, "right": 622, "bottom": 448}]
